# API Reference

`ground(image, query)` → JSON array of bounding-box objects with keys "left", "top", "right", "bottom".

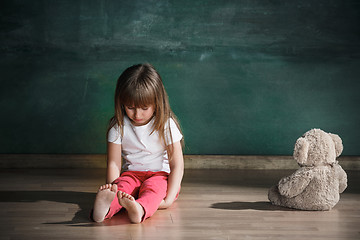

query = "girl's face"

[{"left": 124, "top": 105, "right": 155, "bottom": 126}]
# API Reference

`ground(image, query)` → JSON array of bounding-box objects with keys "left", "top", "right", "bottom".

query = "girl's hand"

[{"left": 158, "top": 198, "right": 173, "bottom": 209}]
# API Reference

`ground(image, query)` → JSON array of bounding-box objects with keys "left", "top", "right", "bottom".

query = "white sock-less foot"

[
  {"left": 118, "top": 191, "right": 145, "bottom": 224},
  {"left": 93, "top": 184, "right": 117, "bottom": 222}
]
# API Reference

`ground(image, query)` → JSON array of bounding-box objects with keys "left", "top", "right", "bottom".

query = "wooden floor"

[{"left": 0, "top": 169, "right": 359, "bottom": 240}]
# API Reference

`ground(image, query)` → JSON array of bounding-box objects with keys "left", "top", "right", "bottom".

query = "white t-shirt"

[{"left": 108, "top": 116, "right": 183, "bottom": 173}]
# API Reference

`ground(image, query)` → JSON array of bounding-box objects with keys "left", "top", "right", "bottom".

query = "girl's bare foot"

[
  {"left": 118, "top": 191, "right": 145, "bottom": 224},
  {"left": 93, "top": 184, "right": 117, "bottom": 222}
]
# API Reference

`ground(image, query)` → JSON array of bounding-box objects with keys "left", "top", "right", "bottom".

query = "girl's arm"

[
  {"left": 159, "top": 141, "right": 184, "bottom": 209},
  {"left": 106, "top": 142, "right": 122, "bottom": 184}
]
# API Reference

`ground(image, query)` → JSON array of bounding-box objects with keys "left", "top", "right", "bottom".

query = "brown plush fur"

[{"left": 268, "top": 129, "right": 347, "bottom": 210}]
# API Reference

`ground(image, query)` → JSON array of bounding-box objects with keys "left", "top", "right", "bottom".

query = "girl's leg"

[
  {"left": 103, "top": 171, "right": 142, "bottom": 220},
  {"left": 136, "top": 172, "right": 168, "bottom": 221}
]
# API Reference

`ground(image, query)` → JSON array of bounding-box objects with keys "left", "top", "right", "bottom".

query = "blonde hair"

[{"left": 108, "top": 63, "right": 183, "bottom": 157}]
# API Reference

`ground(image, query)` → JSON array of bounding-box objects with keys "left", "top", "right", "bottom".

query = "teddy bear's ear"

[
  {"left": 293, "top": 137, "right": 309, "bottom": 165},
  {"left": 329, "top": 133, "right": 343, "bottom": 157}
]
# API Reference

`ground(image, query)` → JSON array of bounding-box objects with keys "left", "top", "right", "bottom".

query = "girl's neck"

[{"left": 127, "top": 116, "right": 154, "bottom": 127}]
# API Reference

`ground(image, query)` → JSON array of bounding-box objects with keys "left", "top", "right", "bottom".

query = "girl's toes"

[{"left": 111, "top": 184, "right": 118, "bottom": 192}]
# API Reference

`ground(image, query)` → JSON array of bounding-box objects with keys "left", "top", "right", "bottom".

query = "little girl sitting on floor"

[{"left": 92, "top": 63, "right": 184, "bottom": 223}]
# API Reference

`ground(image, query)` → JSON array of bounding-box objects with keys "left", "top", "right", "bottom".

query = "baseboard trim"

[{"left": 0, "top": 154, "right": 359, "bottom": 170}]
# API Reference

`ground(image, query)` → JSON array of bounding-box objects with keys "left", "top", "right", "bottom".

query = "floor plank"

[{"left": 0, "top": 169, "right": 359, "bottom": 240}]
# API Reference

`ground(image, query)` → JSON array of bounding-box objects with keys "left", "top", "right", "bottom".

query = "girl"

[{"left": 92, "top": 63, "right": 184, "bottom": 224}]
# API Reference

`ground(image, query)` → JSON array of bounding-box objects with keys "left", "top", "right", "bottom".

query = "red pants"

[{"left": 105, "top": 171, "right": 169, "bottom": 222}]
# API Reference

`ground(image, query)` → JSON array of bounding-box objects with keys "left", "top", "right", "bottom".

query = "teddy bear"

[{"left": 268, "top": 129, "right": 347, "bottom": 210}]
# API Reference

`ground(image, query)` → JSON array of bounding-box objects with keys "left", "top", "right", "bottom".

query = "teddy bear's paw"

[{"left": 268, "top": 185, "right": 282, "bottom": 206}]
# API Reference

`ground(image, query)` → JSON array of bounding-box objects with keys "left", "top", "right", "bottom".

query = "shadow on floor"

[
  {"left": 0, "top": 190, "right": 117, "bottom": 226},
  {"left": 210, "top": 201, "right": 294, "bottom": 211}
]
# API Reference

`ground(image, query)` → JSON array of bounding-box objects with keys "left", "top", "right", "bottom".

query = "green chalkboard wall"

[{"left": 1, "top": 0, "right": 359, "bottom": 155}]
